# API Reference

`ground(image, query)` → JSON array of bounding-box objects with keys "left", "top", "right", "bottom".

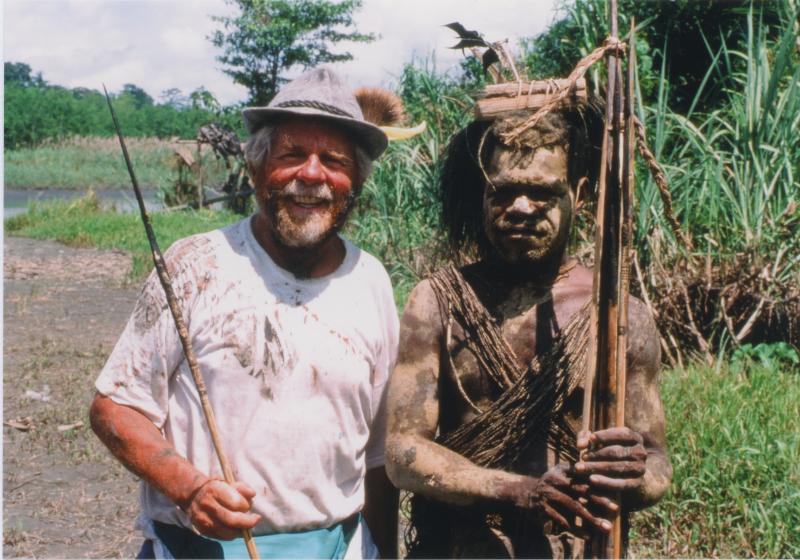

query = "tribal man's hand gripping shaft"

[{"left": 579, "top": 2, "right": 638, "bottom": 557}]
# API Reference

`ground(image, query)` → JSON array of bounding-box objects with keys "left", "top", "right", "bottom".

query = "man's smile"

[{"left": 285, "top": 195, "right": 332, "bottom": 209}]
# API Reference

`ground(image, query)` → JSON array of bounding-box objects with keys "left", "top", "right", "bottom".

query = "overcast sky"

[{"left": 3, "top": 0, "right": 560, "bottom": 106}]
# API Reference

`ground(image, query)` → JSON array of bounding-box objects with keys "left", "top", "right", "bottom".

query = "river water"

[{"left": 3, "top": 188, "right": 162, "bottom": 219}]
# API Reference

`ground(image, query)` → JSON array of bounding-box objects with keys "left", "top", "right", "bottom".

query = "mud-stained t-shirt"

[{"left": 95, "top": 216, "right": 399, "bottom": 536}]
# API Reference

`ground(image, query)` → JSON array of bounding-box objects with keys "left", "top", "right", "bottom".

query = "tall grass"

[
  {"left": 633, "top": 8, "right": 800, "bottom": 357},
  {"left": 347, "top": 60, "right": 475, "bottom": 306},
  {"left": 637, "top": 9, "right": 799, "bottom": 259},
  {"left": 629, "top": 362, "right": 800, "bottom": 558},
  {"left": 4, "top": 136, "right": 228, "bottom": 190}
]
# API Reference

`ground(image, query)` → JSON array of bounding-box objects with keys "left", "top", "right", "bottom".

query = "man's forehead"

[
  {"left": 273, "top": 119, "right": 354, "bottom": 149},
  {"left": 486, "top": 143, "right": 568, "bottom": 186}
]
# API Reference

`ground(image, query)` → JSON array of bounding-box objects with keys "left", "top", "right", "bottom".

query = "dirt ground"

[
  {"left": 2, "top": 236, "right": 411, "bottom": 559},
  {"left": 3, "top": 236, "right": 142, "bottom": 558}
]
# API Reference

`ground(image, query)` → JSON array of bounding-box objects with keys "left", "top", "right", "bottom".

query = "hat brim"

[{"left": 242, "top": 106, "right": 388, "bottom": 160}]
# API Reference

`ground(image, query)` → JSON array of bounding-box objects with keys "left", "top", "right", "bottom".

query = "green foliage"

[
  {"left": 5, "top": 195, "right": 241, "bottom": 279},
  {"left": 630, "top": 363, "right": 800, "bottom": 557},
  {"left": 521, "top": 0, "right": 789, "bottom": 111},
  {"left": 3, "top": 136, "right": 225, "bottom": 190},
  {"left": 4, "top": 61, "right": 45, "bottom": 88},
  {"left": 544, "top": 4, "right": 800, "bottom": 355},
  {"left": 634, "top": 9, "right": 799, "bottom": 288},
  {"left": 121, "top": 83, "right": 154, "bottom": 108},
  {"left": 731, "top": 342, "right": 800, "bottom": 373},
  {"left": 3, "top": 66, "right": 241, "bottom": 150},
  {"left": 210, "top": 0, "right": 376, "bottom": 105},
  {"left": 346, "top": 60, "right": 474, "bottom": 307}
]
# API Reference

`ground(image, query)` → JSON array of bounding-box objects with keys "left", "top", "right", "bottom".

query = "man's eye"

[
  {"left": 491, "top": 192, "right": 516, "bottom": 203},
  {"left": 323, "top": 155, "right": 348, "bottom": 167}
]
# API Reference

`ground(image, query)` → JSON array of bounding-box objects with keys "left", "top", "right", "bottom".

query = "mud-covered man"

[
  {"left": 90, "top": 68, "right": 401, "bottom": 559},
  {"left": 385, "top": 104, "right": 672, "bottom": 558}
]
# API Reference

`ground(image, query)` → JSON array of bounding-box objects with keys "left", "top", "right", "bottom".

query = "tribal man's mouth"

[{"left": 497, "top": 225, "right": 550, "bottom": 238}]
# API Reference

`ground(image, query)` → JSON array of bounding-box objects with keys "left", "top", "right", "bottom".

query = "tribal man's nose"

[{"left": 508, "top": 196, "right": 539, "bottom": 214}]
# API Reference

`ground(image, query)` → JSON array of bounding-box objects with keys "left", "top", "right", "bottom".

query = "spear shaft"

[
  {"left": 104, "top": 87, "right": 259, "bottom": 560},
  {"left": 580, "top": 1, "right": 637, "bottom": 558}
]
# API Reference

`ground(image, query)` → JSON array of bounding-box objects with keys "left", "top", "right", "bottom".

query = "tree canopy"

[
  {"left": 209, "top": 0, "right": 376, "bottom": 105},
  {"left": 3, "top": 64, "right": 242, "bottom": 149},
  {"left": 521, "top": 0, "right": 792, "bottom": 112},
  {"left": 5, "top": 62, "right": 46, "bottom": 88}
]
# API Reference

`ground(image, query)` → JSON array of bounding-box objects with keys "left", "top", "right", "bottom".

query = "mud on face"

[
  {"left": 481, "top": 143, "right": 574, "bottom": 264},
  {"left": 440, "top": 106, "right": 601, "bottom": 260}
]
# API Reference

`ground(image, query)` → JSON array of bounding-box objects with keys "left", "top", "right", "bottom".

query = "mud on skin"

[{"left": 385, "top": 117, "right": 672, "bottom": 556}]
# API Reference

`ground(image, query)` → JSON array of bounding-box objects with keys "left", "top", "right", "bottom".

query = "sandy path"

[{"left": 3, "top": 236, "right": 142, "bottom": 558}]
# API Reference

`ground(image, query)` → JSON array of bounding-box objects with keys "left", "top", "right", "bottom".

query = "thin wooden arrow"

[{"left": 104, "top": 86, "right": 259, "bottom": 560}]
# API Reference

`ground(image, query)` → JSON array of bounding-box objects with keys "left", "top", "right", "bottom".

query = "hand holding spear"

[
  {"left": 579, "top": 2, "right": 638, "bottom": 557},
  {"left": 104, "top": 87, "right": 260, "bottom": 560}
]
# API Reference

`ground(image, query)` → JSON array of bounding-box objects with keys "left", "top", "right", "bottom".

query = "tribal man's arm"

[
  {"left": 385, "top": 280, "right": 535, "bottom": 506},
  {"left": 621, "top": 298, "right": 673, "bottom": 509}
]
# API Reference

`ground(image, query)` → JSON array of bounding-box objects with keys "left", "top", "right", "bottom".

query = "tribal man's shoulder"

[
  {"left": 397, "top": 278, "right": 447, "bottom": 365},
  {"left": 401, "top": 278, "right": 444, "bottom": 333},
  {"left": 627, "top": 295, "right": 658, "bottom": 337}
]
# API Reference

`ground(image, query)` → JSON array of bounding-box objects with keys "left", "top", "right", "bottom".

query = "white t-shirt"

[{"left": 96, "top": 216, "right": 399, "bottom": 536}]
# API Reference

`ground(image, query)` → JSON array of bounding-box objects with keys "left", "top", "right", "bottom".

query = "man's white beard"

[{"left": 266, "top": 179, "right": 352, "bottom": 249}]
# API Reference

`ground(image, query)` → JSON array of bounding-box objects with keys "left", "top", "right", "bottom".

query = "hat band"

[{"left": 274, "top": 100, "right": 354, "bottom": 119}]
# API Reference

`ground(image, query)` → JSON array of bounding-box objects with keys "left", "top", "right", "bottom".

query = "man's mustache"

[{"left": 267, "top": 179, "right": 334, "bottom": 202}]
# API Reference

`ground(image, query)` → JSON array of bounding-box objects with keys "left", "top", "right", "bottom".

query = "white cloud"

[{"left": 4, "top": 0, "right": 559, "bottom": 105}]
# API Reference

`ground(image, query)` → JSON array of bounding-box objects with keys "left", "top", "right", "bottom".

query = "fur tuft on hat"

[{"left": 354, "top": 87, "right": 405, "bottom": 127}]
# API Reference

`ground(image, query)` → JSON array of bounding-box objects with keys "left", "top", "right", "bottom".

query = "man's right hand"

[
  {"left": 185, "top": 479, "right": 262, "bottom": 540},
  {"left": 510, "top": 463, "right": 617, "bottom": 536}
]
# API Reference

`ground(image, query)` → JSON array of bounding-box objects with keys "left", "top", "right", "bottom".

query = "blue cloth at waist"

[{"left": 152, "top": 514, "right": 359, "bottom": 559}]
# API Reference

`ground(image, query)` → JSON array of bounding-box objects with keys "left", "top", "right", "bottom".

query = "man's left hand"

[{"left": 575, "top": 427, "right": 647, "bottom": 493}]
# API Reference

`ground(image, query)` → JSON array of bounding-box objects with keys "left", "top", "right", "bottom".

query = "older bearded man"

[{"left": 90, "top": 68, "right": 400, "bottom": 559}]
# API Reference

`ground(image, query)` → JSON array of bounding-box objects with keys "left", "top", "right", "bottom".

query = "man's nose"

[
  {"left": 507, "top": 195, "right": 539, "bottom": 215},
  {"left": 296, "top": 154, "right": 325, "bottom": 183}
]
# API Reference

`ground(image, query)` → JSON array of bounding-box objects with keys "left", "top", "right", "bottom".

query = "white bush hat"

[{"left": 242, "top": 67, "right": 389, "bottom": 159}]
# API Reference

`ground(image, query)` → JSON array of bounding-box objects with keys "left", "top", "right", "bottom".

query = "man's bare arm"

[
  {"left": 89, "top": 393, "right": 260, "bottom": 539},
  {"left": 621, "top": 297, "right": 672, "bottom": 508},
  {"left": 574, "top": 297, "right": 672, "bottom": 511},
  {"left": 385, "top": 280, "right": 522, "bottom": 503},
  {"left": 385, "top": 281, "right": 614, "bottom": 533}
]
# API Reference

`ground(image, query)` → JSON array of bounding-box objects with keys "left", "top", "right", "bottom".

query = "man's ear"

[
  {"left": 573, "top": 176, "right": 589, "bottom": 211},
  {"left": 247, "top": 161, "right": 262, "bottom": 188}
]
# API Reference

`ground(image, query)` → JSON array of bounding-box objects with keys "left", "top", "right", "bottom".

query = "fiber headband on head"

[{"left": 473, "top": 78, "right": 588, "bottom": 122}]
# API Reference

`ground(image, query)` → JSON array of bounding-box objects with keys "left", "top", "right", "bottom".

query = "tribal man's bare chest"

[{"left": 437, "top": 268, "right": 593, "bottom": 472}]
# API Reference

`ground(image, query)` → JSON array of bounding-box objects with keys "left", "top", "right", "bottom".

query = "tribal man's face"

[
  {"left": 257, "top": 120, "right": 358, "bottom": 249},
  {"left": 482, "top": 144, "right": 573, "bottom": 264}
]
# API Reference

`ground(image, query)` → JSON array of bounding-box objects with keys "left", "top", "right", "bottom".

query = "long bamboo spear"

[
  {"left": 104, "top": 86, "right": 260, "bottom": 560},
  {"left": 580, "top": 1, "right": 637, "bottom": 558}
]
